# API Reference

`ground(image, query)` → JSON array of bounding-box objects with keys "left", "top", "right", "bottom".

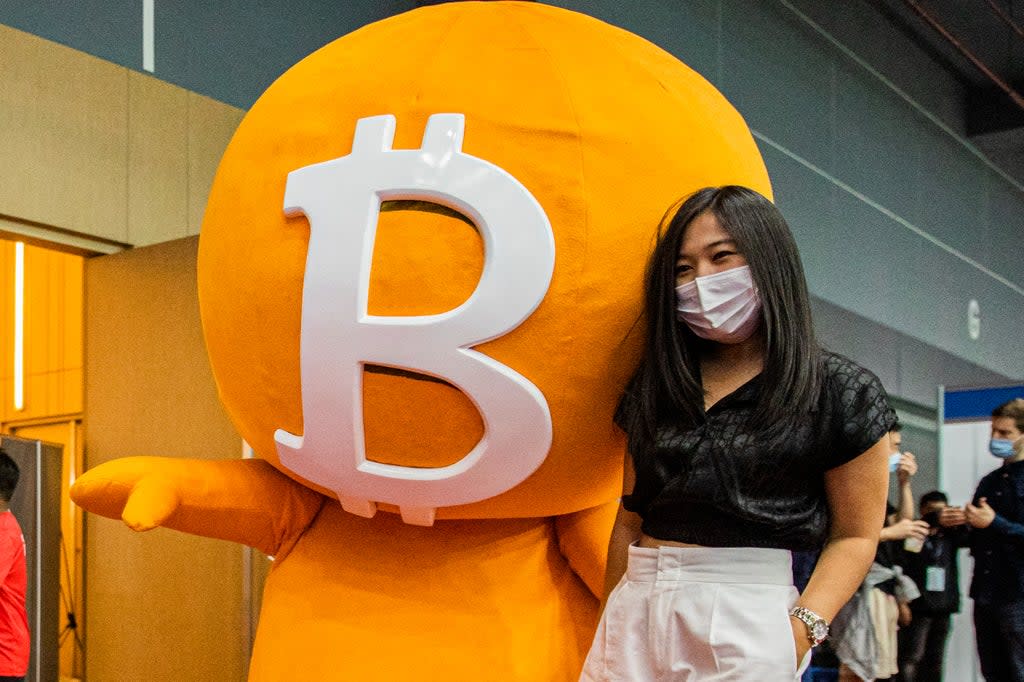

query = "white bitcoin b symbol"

[{"left": 274, "top": 114, "right": 555, "bottom": 526}]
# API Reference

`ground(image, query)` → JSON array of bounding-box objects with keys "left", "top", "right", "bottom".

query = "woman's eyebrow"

[
  {"left": 703, "top": 239, "right": 737, "bottom": 250},
  {"left": 678, "top": 239, "right": 737, "bottom": 262}
]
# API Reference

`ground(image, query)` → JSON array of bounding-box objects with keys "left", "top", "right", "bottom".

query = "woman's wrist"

[{"left": 789, "top": 606, "right": 829, "bottom": 647}]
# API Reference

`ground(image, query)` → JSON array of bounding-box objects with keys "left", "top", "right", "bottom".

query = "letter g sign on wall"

[{"left": 274, "top": 114, "right": 556, "bottom": 526}]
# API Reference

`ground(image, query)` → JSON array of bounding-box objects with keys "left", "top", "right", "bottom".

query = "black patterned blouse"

[{"left": 621, "top": 351, "right": 897, "bottom": 551}]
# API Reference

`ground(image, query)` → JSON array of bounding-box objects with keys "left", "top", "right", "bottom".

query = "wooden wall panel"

[
  {"left": 127, "top": 73, "right": 189, "bottom": 247},
  {"left": 188, "top": 92, "right": 245, "bottom": 235},
  {"left": 0, "top": 242, "right": 83, "bottom": 421},
  {"left": 23, "top": 245, "right": 83, "bottom": 418},
  {"left": 84, "top": 237, "right": 247, "bottom": 682},
  {"left": 0, "top": 238, "right": 84, "bottom": 678},
  {"left": 0, "top": 25, "right": 128, "bottom": 242},
  {"left": 0, "top": 24, "right": 244, "bottom": 251}
]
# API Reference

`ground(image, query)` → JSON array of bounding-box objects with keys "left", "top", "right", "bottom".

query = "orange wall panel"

[{"left": 0, "top": 242, "right": 85, "bottom": 421}]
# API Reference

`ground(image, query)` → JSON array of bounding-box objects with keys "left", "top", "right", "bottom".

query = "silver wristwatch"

[{"left": 789, "top": 606, "right": 829, "bottom": 647}]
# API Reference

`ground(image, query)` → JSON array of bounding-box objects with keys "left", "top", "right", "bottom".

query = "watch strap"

[{"left": 789, "top": 606, "right": 829, "bottom": 646}]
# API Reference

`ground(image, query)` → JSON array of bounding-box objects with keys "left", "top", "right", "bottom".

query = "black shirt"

[
  {"left": 970, "top": 459, "right": 1024, "bottom": 606},
  {"left": 873, "top": 539, "right": 901, "bottom": 596},
  {"left": 621, "top": 351, "right": 897, "bottom": 551},
  {"left": 903, "top": 526, "right": 967, "bottom": 615}
]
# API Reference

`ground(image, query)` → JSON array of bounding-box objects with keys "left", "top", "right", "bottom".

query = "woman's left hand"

[{"left": 790, "top": 617, "right": 811, "bottom": 667}]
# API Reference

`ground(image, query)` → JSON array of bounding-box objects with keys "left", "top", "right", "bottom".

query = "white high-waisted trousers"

[{"left": 580, "top": 543, "right": 813, "bottom": 681}]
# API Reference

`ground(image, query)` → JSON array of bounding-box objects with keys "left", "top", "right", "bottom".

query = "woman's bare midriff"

[{"left": 637, "top": 533, "right": 705, "bottom": 549}]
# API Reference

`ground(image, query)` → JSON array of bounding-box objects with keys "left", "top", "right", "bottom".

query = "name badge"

[{"left": 926, "top": 566, "right": 946, "bottom": 592}]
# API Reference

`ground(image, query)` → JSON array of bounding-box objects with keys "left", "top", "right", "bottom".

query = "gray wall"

[
  {"left": 2, "top": 0, "right": 1017, "bottom": 385},
  {"left": 813, "top": 295, "right": 1002, "bottom": 498},
  {"left": 0, "top": 0, "right": 413, "bottom": 109},
  {"left": 546, "top": 0, "right": 1022, "bottom": 384}
]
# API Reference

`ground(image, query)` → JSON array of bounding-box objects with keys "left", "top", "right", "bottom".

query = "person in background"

[
  {"left": 895, "top": 488, "right": 968, "bottom": 682},
  {"left": 0, "top": 450, "right": 28, "bottom": 682},
  {"left": 832, "top": 428, "right": 926, "bottom": 682},
  {"left": 962, "top": 398, "right": 1024, "bottom": 682},
  {"left": 890, "top": 425, "right": 916, "bottom": 523}
]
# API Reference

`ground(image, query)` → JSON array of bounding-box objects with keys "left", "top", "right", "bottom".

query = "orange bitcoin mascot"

[{"left": 71, "top": 3, "right": 772, "bottom": 680}]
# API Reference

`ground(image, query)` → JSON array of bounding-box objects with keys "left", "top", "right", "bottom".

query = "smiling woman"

[
  {"left": 582, "top": 186, "right": 897, "bottom": 682},
  {"left": 673, "top": 214, "right": 760, "bottom": 345}
]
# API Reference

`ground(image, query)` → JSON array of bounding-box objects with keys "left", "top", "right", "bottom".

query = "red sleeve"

[{"left": 0, "top": 530, "right": 21, "bottom": 581}]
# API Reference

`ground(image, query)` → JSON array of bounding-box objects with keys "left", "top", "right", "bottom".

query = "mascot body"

[{"left": 72, "top": 3, "right": 771, "bottom": 680}]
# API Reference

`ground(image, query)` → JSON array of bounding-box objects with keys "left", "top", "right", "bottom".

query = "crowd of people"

[{"left": 807, "top": 398, "right": 1024, "bottom": 681}]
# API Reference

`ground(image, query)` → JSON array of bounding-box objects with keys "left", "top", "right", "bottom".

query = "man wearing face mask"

[{"left": 964, "top": 398, "right": 1024, "bottom": 681}]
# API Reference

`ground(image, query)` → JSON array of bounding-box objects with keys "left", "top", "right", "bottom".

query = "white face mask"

[{"left": 675, "top": 265, "right": 762, "bottom": 343}]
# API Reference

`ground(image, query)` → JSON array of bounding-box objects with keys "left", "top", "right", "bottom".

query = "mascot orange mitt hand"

[{"left": 71, "top": 457, "right": 322, "bottom": 557}]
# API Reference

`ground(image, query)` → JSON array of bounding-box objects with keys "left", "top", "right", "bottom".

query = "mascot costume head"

[{"left": 72, "top": 2, "right": 771, "bottom": 679}]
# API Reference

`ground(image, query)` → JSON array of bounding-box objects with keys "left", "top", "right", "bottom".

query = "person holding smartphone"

[{"left": 895, "top": 490, "right": 968, "bottom": 682}]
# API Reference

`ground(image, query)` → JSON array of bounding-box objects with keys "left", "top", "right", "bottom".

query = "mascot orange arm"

[
  {"left": 70, "top": 458, "right": 323, "bottom": 558},
  {"left": 71, "top": 455, "right": 616, "bottom": 597}
]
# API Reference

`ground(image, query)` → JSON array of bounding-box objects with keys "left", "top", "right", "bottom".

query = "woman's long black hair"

[{"left": 619, "top": 186, "right": 822, "bottom": 456}]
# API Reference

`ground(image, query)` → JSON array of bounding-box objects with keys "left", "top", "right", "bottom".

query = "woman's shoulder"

[
  {"left": 814, "top": 350, "right": 898, "bottom": 463},
  {"left": 816, "top": 350, "right": 894, "bottom": 418},
  {"left": 817, "top": 349, "right": 886, "bottom": 387}
]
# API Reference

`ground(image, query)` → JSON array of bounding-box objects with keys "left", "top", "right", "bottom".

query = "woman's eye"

[{"left": 712, "top": 251, "right": 735, "bottom": 261}]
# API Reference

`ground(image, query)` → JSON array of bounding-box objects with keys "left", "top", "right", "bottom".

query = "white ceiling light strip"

[
  {"left": 13, "top": 242, "right": 24, "bottom": 411},
  {"left": 143, "top": 0, "right": 155, "bottom": 73}
]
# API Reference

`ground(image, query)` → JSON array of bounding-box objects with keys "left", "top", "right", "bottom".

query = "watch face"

[{"left": 811, "top": 620, "right": 829, "bottom": 642}]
